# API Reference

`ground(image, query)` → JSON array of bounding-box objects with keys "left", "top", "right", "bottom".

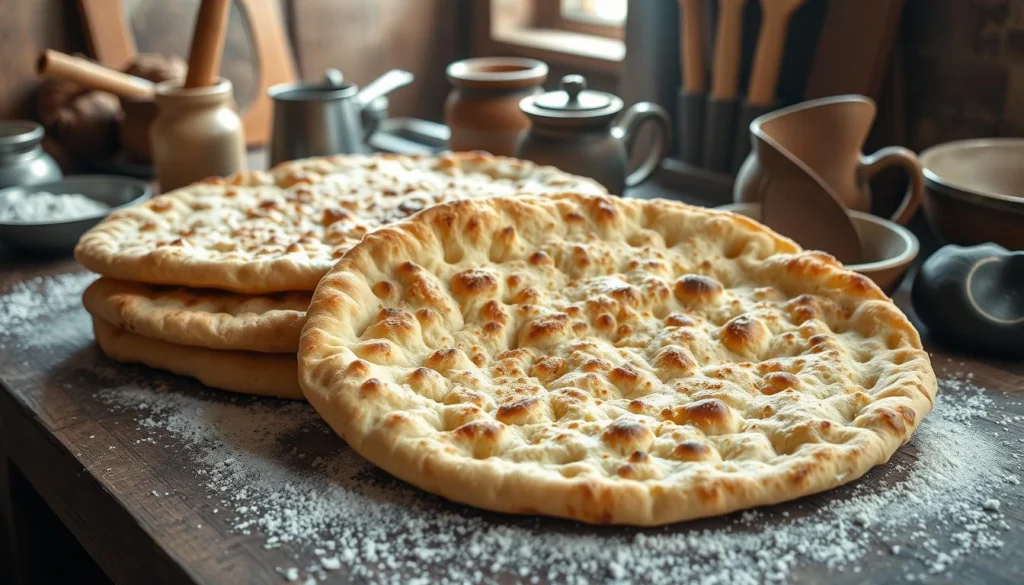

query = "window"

[
  {"left": 561, "top": 0, "right": 628, "bottom": 27},
  {"left": 475, "top": 0, "right": 627, "bottom": 73}
]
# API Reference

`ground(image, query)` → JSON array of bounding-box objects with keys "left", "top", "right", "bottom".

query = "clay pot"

[
  {"left": 734, "top": 94, "right": 925, "bottom": 226},
  {"left": 444, "top": 57, "right": 547, "bottom": 156},
  {"left": 718, "top": 202, "right": 919, "bottom": 295},
  {"left": 919, "top": 138, "right": 1024, "bottom": 250}
]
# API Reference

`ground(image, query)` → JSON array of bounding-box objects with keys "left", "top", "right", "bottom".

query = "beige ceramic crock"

[{"left": 151, "top": 78, "right": 246, "bottom": 192}]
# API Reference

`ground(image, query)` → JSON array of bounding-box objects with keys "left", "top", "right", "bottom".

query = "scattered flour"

[
  {"left": 91, "top": 368, "right": 1019, "bottom": 585},
  {"left": 0, "top": 272, "right": 97, "bottom": 347},
  {"left": 2, "top": 272, "right": 1021, "bottom": 584}
]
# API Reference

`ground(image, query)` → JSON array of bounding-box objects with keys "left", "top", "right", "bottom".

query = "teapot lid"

[{"left": 520, "top": 75, "right": 623, "bottom": 124}]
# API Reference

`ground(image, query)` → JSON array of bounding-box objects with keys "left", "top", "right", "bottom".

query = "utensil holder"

[
  {"left": 730, "top": 102, "right": 774, "bottom": 172},
  {"left": 701, "top": 97, "right": 738, "bottom": 172},
  {"left": 676, "top": 90, "right": 705, "bottom": 166}
]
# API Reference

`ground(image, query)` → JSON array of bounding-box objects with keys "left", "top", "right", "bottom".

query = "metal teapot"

[
  {"left": 514, "top": 74, "right": 670, "bottom": 195},
  {"left": 268, "top": 68, "right": 413, "bottom": 166}
]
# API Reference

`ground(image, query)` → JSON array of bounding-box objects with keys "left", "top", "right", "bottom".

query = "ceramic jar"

[
  {"left": 444, "top": 57, "right": 548, "bottom": 156},
  {"left": 150, "top": 79, "right": 246, "bottom": 192},
  {"left": 0, "top": 121, "right": 63, "bottom": 189}
]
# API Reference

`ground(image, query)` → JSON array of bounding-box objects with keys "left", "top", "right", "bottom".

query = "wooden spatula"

[{"left": 747, "top": 0, "right": 805, "bottom": 106}]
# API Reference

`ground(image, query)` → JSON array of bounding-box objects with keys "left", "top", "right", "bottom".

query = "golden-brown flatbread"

[
  {"left": 92, "top": 316, "right": 302, "bottom": 399},
  {"left": 298, "top": 193, "right": 937, "bottom": 526},
  {"left": 83, "top": 277, "right": 309, "bottom": 353},
  {"left": 74, "top": 153, "right": 606, "bottom": 294}
]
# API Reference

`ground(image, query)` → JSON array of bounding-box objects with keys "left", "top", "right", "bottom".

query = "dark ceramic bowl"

[
  {"left": 920, "top": 138, "right": 1024, "bottom": 251},
  {"left": 0, "top": 175, "right": 151, "bottom": 255}
]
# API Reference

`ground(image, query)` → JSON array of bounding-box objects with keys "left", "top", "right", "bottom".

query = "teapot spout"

[{"left": 357, "top": 69, "right": 414, "bottom": 109}]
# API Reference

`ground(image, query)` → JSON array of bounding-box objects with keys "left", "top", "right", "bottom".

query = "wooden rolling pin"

[
  {"left": 37, "top": 50, "right": 154, "bottom": 100},
  {"left": 184, "top": 0, "right": 232, "bottom": 88}
]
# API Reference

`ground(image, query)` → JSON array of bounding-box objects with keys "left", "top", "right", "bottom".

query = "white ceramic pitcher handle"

[{"left": 859, "top": 146, "right": 925, "bottom": 225}]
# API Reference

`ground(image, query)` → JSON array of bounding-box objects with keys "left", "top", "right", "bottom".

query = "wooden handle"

[
  {"left": 711, "top": 0, "right": 746, "bottom": 100},
  {"left": 37, "top": 50, "right": 154, "bottom": 100},
  {"left": 747, "top": 0, "right": 805, "bottom": 106},
  {"left": 184, "top": 0, "right": 232, "bottom": 88},
  {"left": 679, "top": 0, "right": 705, "bottom": 92}
]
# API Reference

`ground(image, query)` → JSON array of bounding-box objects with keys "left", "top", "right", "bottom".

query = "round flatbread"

[
  {"left": 92, "top": 317, "right": 301, "bottom": 399},
  {"left": 74, "top": 153, "right": 606, "bottom": 294},
  {"left": 298, "top": 193, "right": 937, "bottom": 526},
  {"left": 83, "top": 277, "right": 309, "bottom": 353}
]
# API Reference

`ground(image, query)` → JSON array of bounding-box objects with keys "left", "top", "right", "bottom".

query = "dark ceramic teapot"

[
  {"left": 514, "top": 75, "right": 670, "bottom": 195},
  {"left": 912, "top": 243, "right": 1024, "bottom": 358}
]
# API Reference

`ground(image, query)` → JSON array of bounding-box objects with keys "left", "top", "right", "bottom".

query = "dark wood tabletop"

[{"left": 0, "top": 171, "right": 1022, "bottom": 585}]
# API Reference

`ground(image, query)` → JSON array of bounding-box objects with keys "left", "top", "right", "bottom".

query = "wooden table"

[{"left": 0, "top": 175, "right": 1022, "bottom": 585}]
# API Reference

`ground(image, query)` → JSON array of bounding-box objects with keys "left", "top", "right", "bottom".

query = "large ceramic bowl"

[
  {"left": 0, "top": 175, "right": 151, "bottom": 255},
  {"left": 920, "top": 138, "right": 1024, "bottom": 250},
  {"left": 717, "top": 202, "right": 919, "bottom": 295}
]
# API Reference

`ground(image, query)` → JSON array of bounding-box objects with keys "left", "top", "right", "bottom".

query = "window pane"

[{"left": 561, "top": 0, "right": 628, "bottom": 25}]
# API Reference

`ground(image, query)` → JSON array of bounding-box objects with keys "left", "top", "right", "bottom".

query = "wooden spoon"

[
  {"left": 747, "top": 0, "right": 805, "bottom": 106},
  {"left": 678, "top": 0, "right": 706, "bottom": 93},
  {"left": 711, "top": 0, "right": 746, "bottom": 101}
]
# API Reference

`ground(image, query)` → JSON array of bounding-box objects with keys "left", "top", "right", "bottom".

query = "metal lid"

[
  {"left": 0, "top": 121, "right": 44, "bottom": 153},
  {"left": 520, "top": 75, "right": 623, "bottom": 124}
]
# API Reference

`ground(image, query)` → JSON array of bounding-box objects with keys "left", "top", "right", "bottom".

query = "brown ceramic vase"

[{"left": 444, "top": 57, "right": 547, "bottom": 156}]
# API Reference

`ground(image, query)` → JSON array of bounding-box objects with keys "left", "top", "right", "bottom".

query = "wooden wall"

[
  {"left": 0, "top": 0, "right": 466, "bottom": 125},
  {"left": 900, "top": 0, "right": 1024, "bottom": 150},
  {"left": 0, "top": 2, "right": 87, "bottom": 120}
]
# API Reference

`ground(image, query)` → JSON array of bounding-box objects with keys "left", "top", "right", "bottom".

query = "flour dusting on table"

[
  {"left": 1, "top": 272, "right": 1020, "bottom": 585},
  {"left": 92, "top": 377, "right": 1015, "bottom": 585}
]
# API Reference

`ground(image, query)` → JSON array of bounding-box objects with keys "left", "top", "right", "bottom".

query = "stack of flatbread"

[
  {"left": 74, "top": 153, "right": 606, "bottom": 399},
  {"left": 75, "top": 152, "right": 939, "bottom": 526}
]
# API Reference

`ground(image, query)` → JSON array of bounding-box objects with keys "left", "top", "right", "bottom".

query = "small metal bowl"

[{"left": 0, "top": 175, "right": 151, "bottom": 255}]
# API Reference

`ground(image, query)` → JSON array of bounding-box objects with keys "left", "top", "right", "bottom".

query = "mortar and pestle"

[{"left": 148, "top": 0, "right": 247, "bottom": 191}]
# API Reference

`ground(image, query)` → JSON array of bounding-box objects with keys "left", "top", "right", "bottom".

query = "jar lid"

[
  {"left": 520, "top": 75, "right": 623, "bottom": 124},
  {"left": 0, "top": 121, "right": 44, "bottom": 153}
]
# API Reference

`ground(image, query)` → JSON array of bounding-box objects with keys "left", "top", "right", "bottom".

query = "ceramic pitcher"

[{"left": 734, "top": 94, "right": 925, "bottom": 225}]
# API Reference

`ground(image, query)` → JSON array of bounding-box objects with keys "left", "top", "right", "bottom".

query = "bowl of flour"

[{"left": 0, "top": 175, "right": 150, "bottom": 254}]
